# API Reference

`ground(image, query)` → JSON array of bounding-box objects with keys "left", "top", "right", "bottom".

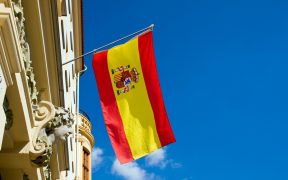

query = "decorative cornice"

[
  {"left": 80, "top": 113, "right": 92, "bottom": 132},
  {"left": 79, "top": 114, "right": 94, "bottom": 147},
  {"left": 79, "top": 127, "right": 94, "bottom": 147}
]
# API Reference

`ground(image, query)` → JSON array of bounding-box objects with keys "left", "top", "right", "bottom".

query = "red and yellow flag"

[{"left": 92, "top": 31, "right": 175, "bottom": 164}]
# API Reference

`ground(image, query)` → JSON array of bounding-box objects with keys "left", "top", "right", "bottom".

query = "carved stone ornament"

[
  {"left": 29, "top": 101, "right": 74, "bottom": 169},
  {"left": 11, "top": 0, "right": 39, "bottom": 105}
]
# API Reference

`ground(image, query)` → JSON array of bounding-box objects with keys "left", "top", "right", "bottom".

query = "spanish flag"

[{"left": 92, "top": 31, "right": 175, "bottom": 164}]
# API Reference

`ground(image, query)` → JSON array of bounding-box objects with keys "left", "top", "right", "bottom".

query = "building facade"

[{"left": 0, "top": 0, "right": 93, "bottom": 179}]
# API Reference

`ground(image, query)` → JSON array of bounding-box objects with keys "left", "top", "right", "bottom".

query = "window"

[
  {"left": 70, "top": 137, "right": 73, "bottom": 151},
  {"left": 70, "top": 31, "right": 73, "bottom": 51},
  {"left": 65, "top": 70, "right": 68, "bottom": 92},
  {"left": 68, "top": 71, "right": 71, "bottom": 88},
  {"left": 61, "top": 0, "right": 67, "bottom": 16},
  {"left": 72, "top": 64, "right": 75, "bottom": 79},
  {"left": 66, "top": 33, "right": 69, "bottom": 53},
  {"left": 68, "top": 0, "right": 71, "bottom": 14},
  {"left": 73, "top": 91, "right": 76, "bottom": 105},
  {"left": 61, "top": 20, "right": 65, "bottom": 49},
  {"left": 72, "top": 161, "right": 74, "bottom": 173},
  {"left": 83, "top": 148, "right": 90, "bottom": 180},
  {"left": 57, "top": 0, "right": 67, "bottom": 16}
]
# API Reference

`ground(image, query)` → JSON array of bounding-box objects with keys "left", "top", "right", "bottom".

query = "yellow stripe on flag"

[{"left": 107, "top": 37, "right": 161, "bottom": 159}]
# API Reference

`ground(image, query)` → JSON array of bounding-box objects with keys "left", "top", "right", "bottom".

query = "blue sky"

[{"left": 80, "top": 0, "right": 288, "bottom": 179}]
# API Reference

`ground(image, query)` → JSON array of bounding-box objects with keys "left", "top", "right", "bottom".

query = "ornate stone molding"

[
  {"left": 11, "top": 0, "right": 38, "bottom": 105},
  {"left": 29, "top": 101, "right": 74, "bottom": 169}
]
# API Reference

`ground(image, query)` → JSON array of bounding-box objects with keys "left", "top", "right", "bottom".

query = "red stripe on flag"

[
  {"left": 138, "top": 32, "right": 176, "bottom": 146},
  {"left": 92, "top": 51, "right": 134, "bottom": 163}
]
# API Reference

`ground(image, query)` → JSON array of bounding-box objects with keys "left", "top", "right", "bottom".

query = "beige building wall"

[{"left": 0, "top": 0, "right": 94, "bottom": 179}]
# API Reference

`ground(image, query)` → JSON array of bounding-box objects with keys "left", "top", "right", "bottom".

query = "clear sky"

[{"left": 80, "top": 0, "right": 288, "bottom": 179}]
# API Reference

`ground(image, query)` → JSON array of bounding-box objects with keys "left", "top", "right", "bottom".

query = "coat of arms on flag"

[
  {"left": 111, "top": 65, "right": 140, "bottom": 95},
  {"left": 92, "top": 31, "right": 176, "bottom": 164}
]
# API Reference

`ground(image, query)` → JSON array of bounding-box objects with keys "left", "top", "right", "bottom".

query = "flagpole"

[{"left": 62, "top": 24, "right": 154, "bottom": 66}]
